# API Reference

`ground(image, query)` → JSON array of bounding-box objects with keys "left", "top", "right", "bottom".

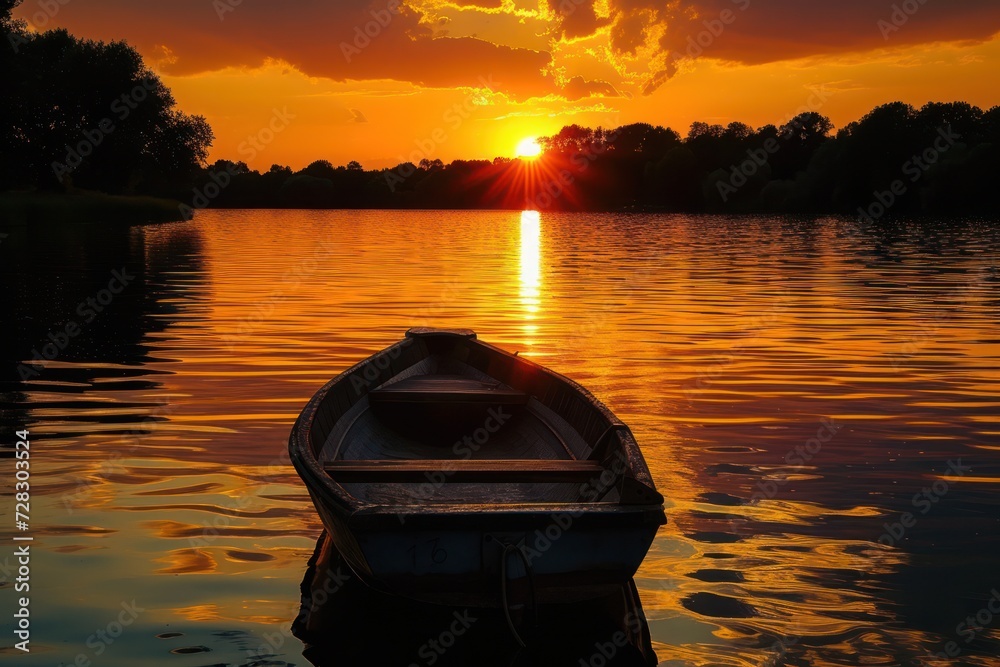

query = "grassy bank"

[{"left": 0, "top": 190, "right": 187, "bottom": 226}]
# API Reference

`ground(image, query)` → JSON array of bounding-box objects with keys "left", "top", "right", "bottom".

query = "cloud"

[
  {"left": 561, "top": 75, "right": 621, "bottom": 100},
  {"left": 609, "top": 9, "right": 652, "bottom": 56},
  {"left": 18, "top": 0, "right": 1000, "bottom": 100},
  {"left": 547, "top": 0, "right": 608, "bottom": 39},
  {"left": 18, "top": 0, "right": 556, "bottom": 99},
  {"left": 552, "top": 0, "right": 1000, "bottom": 92},
  {"left": 448, "top": 0, "right": 505, "bottom": 7},
  {"left": 641, "top": 60, "right": 679, "bottom": 96}
]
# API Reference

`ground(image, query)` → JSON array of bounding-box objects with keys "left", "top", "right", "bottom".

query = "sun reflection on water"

[{"left": 520, "top": 210, "right": 541, "bottom": 340}]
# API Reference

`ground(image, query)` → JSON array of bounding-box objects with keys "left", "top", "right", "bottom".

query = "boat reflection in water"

[{"left": 293, "top": 532, "right": 657, "bottom": 666}]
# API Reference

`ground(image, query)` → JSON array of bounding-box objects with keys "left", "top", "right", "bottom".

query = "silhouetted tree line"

[
  {"left": 192, "top": 102, "right": 1000, "bottom": 216},
  {"left": 1, "top": 0, "right": 213, "bottom": 195},
  {"left": 3, "top": 0, "right": 997, "bottom": 216}
]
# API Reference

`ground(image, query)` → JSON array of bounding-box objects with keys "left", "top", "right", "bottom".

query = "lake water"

[{"left": 1, "top": 210, "right": 999, "bottom": 666}]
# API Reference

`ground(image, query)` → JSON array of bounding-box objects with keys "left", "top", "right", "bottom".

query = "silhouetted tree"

[
  {"left": 209, "top": 159, "right": 250, "bottom": 175},
  {"left": 539, "top": 125, "right": 597, "bottom": 154},
  {"left": 0, "top": 6, "right": 212, "bottom": 194},
  {"left": 1, "top": 0, "right": 22, "bottom": 28},
  {"left": 147, "top": 102, "right": 1000, "bottom": 215},
  {"left": 688, "top": 122, "right": 725, "bottom": 140},
  {"left": 302, "top": 160, "right": 337, "bottom": 180},
  {"left": 917, "top": 102, "right": 984, "bottom": 144},
  {"left": 770, "top": 112, "right": 834, "bottom": 179},
  {"left": 609, "top": 123, "right": 681, "bottom": 155},
  {"left": 724, "top": 122, "right": 754, "bottom": 141},
  {"left": 648, "top": 147, "right": 703, "bottom": 210}
]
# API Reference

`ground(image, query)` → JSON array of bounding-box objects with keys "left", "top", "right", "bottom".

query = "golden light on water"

[
  {"left": 10, "top": 211, "right": 1000, "bottom": 665},
  {"left": 519, "top": 210, "right": 541, "bottom": 333}
]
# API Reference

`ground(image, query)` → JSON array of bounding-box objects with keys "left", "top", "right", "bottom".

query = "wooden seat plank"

[
  {"left": 369, "top": 374, "right": 529, "bottom": 405},
  {"left": 323, "top": 458, "right": 605, "bottom": 483}
]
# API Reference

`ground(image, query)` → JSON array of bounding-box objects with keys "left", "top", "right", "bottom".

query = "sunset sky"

[{"left": 17, "top": 0, "right": 1000, "bottom": 170}]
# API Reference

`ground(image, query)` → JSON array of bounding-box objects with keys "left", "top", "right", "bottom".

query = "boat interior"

[{"left": 318, "top": 355, "right": 622, "bottom": 505}]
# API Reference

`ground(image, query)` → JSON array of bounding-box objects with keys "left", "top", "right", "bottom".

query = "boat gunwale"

[
  {"left": 289, "top": 330, "right": 665, "bottom": 521},
  {"left": 346, "top": 501, "right": 667, "bottom": 530}
]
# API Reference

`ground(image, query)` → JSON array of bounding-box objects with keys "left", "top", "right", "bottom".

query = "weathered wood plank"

[
  {"left": 324, "top": 458, "right": 605, "bottom": 483},
  {"left": 369, "top": 374, "right": 529, "bottom": 405}
]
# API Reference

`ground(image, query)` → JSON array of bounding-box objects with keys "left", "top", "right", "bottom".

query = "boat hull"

[
  {"left": 290, "top": 328, "right": 667, "bottom": 608},
  {"left": 305, "top": 485, "right": 662, "bottom": 606}
]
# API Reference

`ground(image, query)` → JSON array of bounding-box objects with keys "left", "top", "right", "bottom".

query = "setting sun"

[{"left": 516, "top": 137, "right": 542, "bottom": 159}]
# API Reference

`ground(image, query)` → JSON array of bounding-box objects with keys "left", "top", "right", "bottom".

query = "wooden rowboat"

[{"left": 289, "top": 328, "right": 666, "bottom": 608}]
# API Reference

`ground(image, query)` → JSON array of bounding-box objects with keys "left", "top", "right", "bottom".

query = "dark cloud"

[
  {"left": 609, "top": 9, "right": 650, "bottom": 56},
  {"left": 561, "top": 75, "right": 621, "bottom": 100},
  {"left": 640, "top": 61, "right": 679, "bottom": 96},
  {"left": 17, "top": 0, "right": 1000, "bottom": 100},
  {"left": 553, "top": 0, "right": 1000, "bottom": 93},
  {"left": 17, "top": 0, "right": 555, "bottom": 99},
  {"left": 547, "top": 0, "right": 608, "bottom": 39}
]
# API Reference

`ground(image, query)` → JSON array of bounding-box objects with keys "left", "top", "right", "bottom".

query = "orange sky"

[{"left": 17, "top": 0, "right": 1000, "bottom": 170}]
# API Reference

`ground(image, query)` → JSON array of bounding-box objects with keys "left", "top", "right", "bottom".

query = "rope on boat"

[{"left": 500, "top": 542, "right": 536, "bottom": 648}]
